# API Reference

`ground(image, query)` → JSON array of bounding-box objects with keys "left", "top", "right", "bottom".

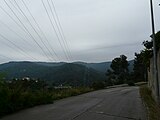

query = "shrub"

[
  {"left": 91, "top": 82, "right": 105, "bottom": 90},
  {"left": 0, "top": 79, "right": 92, "bottom": 117},
  {"left": 127, "top": 81, "right": 135, "bottom": 86}
]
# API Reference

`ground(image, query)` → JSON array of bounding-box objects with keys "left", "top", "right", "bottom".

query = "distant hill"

[
  {"left": 73, "top": 62, "right": 111, "bottom": 73},
  {"left": 128, "top": 60, "right": 134, "bottom": 72},
  {"left": 74, "top": 60, "right": 134, "bottom": 73},
  {"left": 0, "top": 60, "right": 134, "bottom": 86},
  {"left": 0, "top": 61, "right": 106, "bottom": 86}
]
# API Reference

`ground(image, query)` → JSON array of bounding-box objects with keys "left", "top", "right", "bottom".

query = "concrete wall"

[
  {"left": 148, "top": 50, "right": 160, "bottom": 101},
  {"left": 157, "top": 50, "right": 160, "bottom": 95},
  {"left": 148, "top": 57, "right": 155, "bottom": 96}
]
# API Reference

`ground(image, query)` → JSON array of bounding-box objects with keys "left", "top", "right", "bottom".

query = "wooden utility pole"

[{"left": 150, "top": 0, "right": 159, "bottom": 102}]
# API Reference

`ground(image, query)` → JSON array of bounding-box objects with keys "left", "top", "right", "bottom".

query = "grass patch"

[
  {"left": 0, "top": 79, "right": 93, "bottom": 118},
  {"left": 52, "top": 87, "right": 93, "bottom": 100},
  {"left": 140, "top": 86, "right": 160, "bottom": 120}
]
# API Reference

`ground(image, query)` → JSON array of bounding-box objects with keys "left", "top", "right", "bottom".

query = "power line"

[
  {"left": 0, "top": 33, "right": 38, "bottom": 61},
  {"left": 1, "top": 0, "right": 73, "bottom": 62},
  {"left": 0, "top": 4, "right": 40, "bottom": 60},
  {"left": 0, "top": 2, "right": 46, "bottom": 61},
  {"left": 41, "top": 0, "right": 70, "bottom": 61},
  {"left": 3, "top": 0, "right": 51, "bottom": 61},
  {"left": 0, "top": 19, "right": 33, "bottom": 47},
  {"left": 47, "top": 0, "right": 72, "bottom": 59},
  {"left": 0, "top": 5, "right": 27, "bottom": 33},
  {"left": 21, "top": 0, "right": 59, "bottom": 61},
  {"left": 0, "top": 54, "right": 13, "bottom": 61},
  {"left": 8, "top": 0, "right": 25, "bottom": 18},
  {"left": 12, "top": 0, "right": 54, "bottom": 61},
  {"left": 50, "top": 0, "right": 73, "bottom": 59}
]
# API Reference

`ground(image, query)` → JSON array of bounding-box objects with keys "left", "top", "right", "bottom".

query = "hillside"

[
  {"left": 73, "top": 62, "right": 111, "bottom": 73},
  {"left": 0, "top": 61, "right": 106, "bottom": 86},
  {"left": 0, "top": 60, "right": 133, "bottom": 86},
  {"left": 74, "top": 60, "right": 134, "bottom": 73}
]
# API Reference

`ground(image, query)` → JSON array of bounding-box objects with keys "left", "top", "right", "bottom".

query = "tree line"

[{"left": 105, "top": 31, "right": 160, "bottom": 85}]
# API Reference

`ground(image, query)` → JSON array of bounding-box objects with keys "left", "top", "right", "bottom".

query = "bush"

[
  {"left": 127, "top": 81, "right": 135, "bottom": 86},
  {"left": 0, "top": 79, "right": 54, "bottom": 117},
  {"left": 0, "top": 79, "right": 93, "bottom": 117},
  {"left": 0, "top": 85, "right": 10, "bottom": 116},
  {"left": 91, "top": 82, "right": 105, "bottom": 90},
  {"left": 52, "top": 87, "right": 93, "bottom": 100}
]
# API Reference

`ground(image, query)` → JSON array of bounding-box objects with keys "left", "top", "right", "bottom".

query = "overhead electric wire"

[
  {"left": 0, "top": 54, "right": 13, "bottom": 61},
  {"left": 0, "top": 33, "right": 38, "bottom": 61},
  {"left": 0, "top": 19, "right": 33, "bottom": 47},
  {"left": 50, "top": 0, "right": 73, "bottom": 59},
  {"left": 0, "top": 5, "right": 39, "bottom": 60},
  {"left": 41, "top": 0, "right": 70, "bottom": 61},
  {"left": 8, "top": 0, "right": 25, "bottom": 18},
  {"left": 0, "top": 5, "right": 27, "bottom": 33},
  {"left": 21, "top": 0, "right": 59, "bottom": 61},
  {"left": 3, "top": 0, "right": 51, "bottom": 61},
  {"left": 1, "top": 0, "right": 72, "bottom": 62},
  {"left": 12, "top": 0, "right": 54, "bottom": 61},
  {"left": 1, "top": 1, "right": 51, "bottom": 61},
  {"left": 47, "top": 0, "right": 72, "bottom": 59}
]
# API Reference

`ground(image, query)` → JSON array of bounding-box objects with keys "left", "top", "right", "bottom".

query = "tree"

[
  {"left": 110, "top": 55, "right": 129, "bottom": 73},
  {"left": 105, "top": 69, "right": 114, "bottom": 86},
  {"left": 106, "top": 55, "right": 129, "bottom": 85},
  {"left": 143, "top": 31, "right": 160, "bottom": 50},
  {"left": 133, "top": 52, "right": 146, "bottom": 82},
  {"left": 91, "top": 81, "right": 105, "bottom": 90},
  {"left": 132, "top": 32, "right": 160, "bottom": 82}
]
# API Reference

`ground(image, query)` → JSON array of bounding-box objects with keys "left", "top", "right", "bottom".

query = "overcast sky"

[{"left": 0, "top": 0, "right": 160, "bottom": 63}]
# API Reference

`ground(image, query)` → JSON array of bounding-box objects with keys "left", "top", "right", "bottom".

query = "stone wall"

[{"left": 148, "top": 50, "right": 160, "bottom": 100}]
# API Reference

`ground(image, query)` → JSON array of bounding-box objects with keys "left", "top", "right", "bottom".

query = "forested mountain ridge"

[
  {"left": 0, "top": 61, "right": 106, "bottom": 86},
  {"left": 0, "top": 61, "right": 133, "bottom": 86}
]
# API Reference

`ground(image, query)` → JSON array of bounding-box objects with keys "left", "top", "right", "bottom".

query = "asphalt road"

[{"left": 0, "top": 87, "right": 147, "bottom": 120}]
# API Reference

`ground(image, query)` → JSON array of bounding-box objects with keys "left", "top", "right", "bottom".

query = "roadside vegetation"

[
  {"left": 140, "top": 86, "right": 160, "bottom": 120},
  {"left": 106, "top": 31, "right": 160, "bottom": 87},
  {"left": 105, "top": 54, "right": 138, "bottom": 86},
  {"left": 137, "top": 31, "right": 160, "bottom": 120},
  {"left": 0, "top": 78, "right": 93, "bottom": 118},
  {"left": 1, "top": 31, "right": 159, "bottom": 118}
]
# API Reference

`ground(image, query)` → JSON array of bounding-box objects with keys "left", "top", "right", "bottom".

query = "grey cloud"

[{"left": 0, "top": 0, "right": 159, "bottom": 63}]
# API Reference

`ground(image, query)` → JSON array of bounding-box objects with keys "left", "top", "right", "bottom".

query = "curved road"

[{"left": 0, "top": 87, "right": 147, "bottom": 120}]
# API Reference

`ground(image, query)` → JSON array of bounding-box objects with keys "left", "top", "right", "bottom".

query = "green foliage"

[
  {"left": 52, "top": 87, "right": 93, "bottom": 100},
  {"left": 126, "top": 80, "right": 135, "bottom": 86},
  {"left": 143, "top": 31, "right": 160, "bottom": 50},
  {"left": 143, "top": 40, "right": 153, "bottom": 50},
  {"left": 0, "top": 79, "right": 53, "bottom": 117},
  {"left": 140, "top": 49, "right": 152, "bottom": 67},
  {"left": 133, "top": 31, "right": 158, "bottom": 82},
  {"left": 110, "top": 55, "right": 129, "bottom": 74},
  {"left": 105, "top": 69, "right": 114, "bottom": 86},
  {"left": 106, "top": 55, "right": 129, "bottom": 85},
  {"left": 133, "top": 31, "right": 160, "bottom": 83},
  {"left": 0, "top": 83, "right": 10, "bottom": 116},
  {"left": 0, "top": 79, "right": 93, "bottom": 117},
  {"left": 0, "top": 62, "right": 106, "bottom": 87},
  {"left": 140, "top": 31, "right": 160, "bottom": 69},
  {"left": 91, "top": 81, "right": 105, "bottom": 90},
  {"left": 133, "top": 52, "right": 147, "bottom": 82},
  {"left": 155, "top": 31, "right": 160, "bottom": 49}
]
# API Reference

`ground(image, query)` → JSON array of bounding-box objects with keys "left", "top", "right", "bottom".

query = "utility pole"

[{"left": 150, "top": 0, "right": 159, "bottom": 102}]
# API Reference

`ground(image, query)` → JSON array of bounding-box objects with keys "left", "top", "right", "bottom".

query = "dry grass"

[{"left": 140, "top": 86, "right": 160, "bottom": 120}]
